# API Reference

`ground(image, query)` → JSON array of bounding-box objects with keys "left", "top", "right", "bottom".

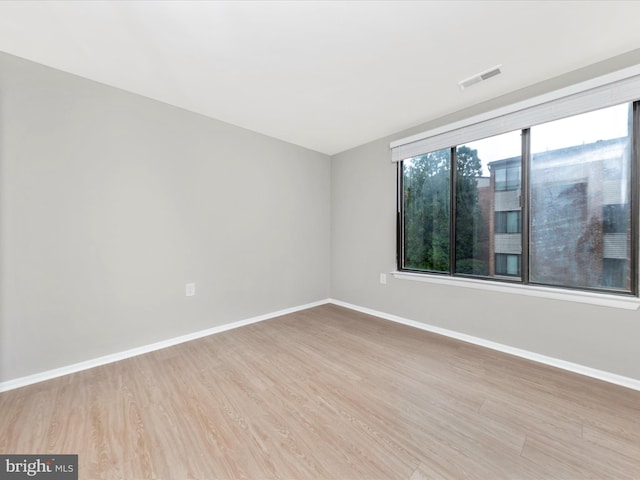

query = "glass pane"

[
  {"left": 530, "top": 103, "right": 632, "bottom": 291},
  {"left": 495, "top": 212, "right": 506, "bottom": 233},
  {"left": 495, "top": 254, "right": 521, "bottom": 276},
  {"left": 402, "top": 148, "right": 451, "bottom": 272},
  {"left": 506, "top": 255, "right": 520, "bottom": 275},
  {"left": 506, "top": 211, "right": 518, "bottom": 233},
  {"left": 507, "top": 165, "right": 521, "bottom": 190},
  {"left": 455, "top": 130, "right": 522, "bottom": 278},
  {"left": 495, "top": 168, "right": 506, "bottom": 191}
]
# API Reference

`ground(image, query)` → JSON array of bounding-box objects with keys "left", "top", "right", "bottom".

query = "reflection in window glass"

[
  {"left": 602, "top": 204, "right": 628, "bottom": 234},
  {"left": 455, "top": 131, "right": 521, "bottom": 278},
  {"left": 402, "top": 148, "right": 451, "bottom": 272},
  {"left": 529, "top": 103, "right": 632, "bottom": 291}
]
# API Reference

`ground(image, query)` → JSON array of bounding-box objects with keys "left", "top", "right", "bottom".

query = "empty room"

[{"left": 1, "top": 1, "right": 640, "bottom": 479}]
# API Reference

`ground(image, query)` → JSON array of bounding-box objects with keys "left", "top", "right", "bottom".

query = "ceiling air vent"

[{"left": 458, "top": 64, "right": 502, "bottom": 90}]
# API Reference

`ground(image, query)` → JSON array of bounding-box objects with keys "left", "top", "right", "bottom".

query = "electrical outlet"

[
  {"left": 185, "top": 283, "right": 196, "bottom": 296},
  {"left": 379, "top": 273, "right": 387, "bottom": 285}
]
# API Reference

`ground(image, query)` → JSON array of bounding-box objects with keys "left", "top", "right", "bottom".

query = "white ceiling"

[{"left": 1, "top": 1, "right": 640, "bottom": 155}]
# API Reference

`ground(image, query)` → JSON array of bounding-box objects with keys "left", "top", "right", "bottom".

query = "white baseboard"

[
  {"left": 3, "top": 297, "right": 639, "bottom": 393},
  {"left": 328, "top": 298, "right": 640, "bottom": 392},
  {"left": 0, "top": 299, "right": 330, "bottom": 393}
]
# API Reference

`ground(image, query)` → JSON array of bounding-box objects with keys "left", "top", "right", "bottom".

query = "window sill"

[{"left": 391, "top": 271, "right": 640, "bottom": 310}]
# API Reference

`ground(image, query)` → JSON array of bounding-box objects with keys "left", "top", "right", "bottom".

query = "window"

[
  {"left": 603, "top": 204, "right": 628, "bottom": 234},
  {"left": 402, "top": 148, "right": 451, "bottom": 273},
  {"left": 453, "top": 131, "right": 521, "bottom": 278},
  {"left": 602, "top": 258, "right": 628, "bottom": 289},
  {"left": 495, "top": 211, "right": 521, "bottom": 234},
  {"left": 397, "top": 102, "right": 636, "bottom": 295},
  {"left": 528, "top": 105, "right": 632, "bottom": 291},
  {"left": 494, "top": 162, "right": 521, "bottom": 191},
  {"left": 495, "top": 254, "right": 521, "bottom": 276}
]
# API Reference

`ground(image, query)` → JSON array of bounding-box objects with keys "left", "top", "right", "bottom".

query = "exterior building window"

[
  {"left": 495, "top": 211, "right": 521, "bottom": 233},
  {"left": 399, "top": 102, "right": 635, "bottom": 295},
  {"left": 603, "top": 204, "right": 628, "bottom": 234},
  {"left": 494, "top": 163, "right": 521, "bottom": 191},
  {"left": 602, "top": 258, "right": 628, "bottom": 289},
  {"left": 495, "top": 254, "right": 521, "bottom": 276}
]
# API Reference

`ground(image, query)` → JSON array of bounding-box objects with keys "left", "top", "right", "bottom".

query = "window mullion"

[
  {"left": 521, "top": 128, "right": 530, "bottom": 284},
  {"left": 396, "top": 161, "right": 404, "bottom": 271},
  {"left": 450, "top": 146, "right": 457, "bottom": 275},
  {"left": 631, "top": 102, "right": 639, "bottom": 295}
]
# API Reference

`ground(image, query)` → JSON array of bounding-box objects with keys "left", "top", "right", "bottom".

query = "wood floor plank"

[{"left": 2, "top": 304, "right": 640, "bottom": 479}]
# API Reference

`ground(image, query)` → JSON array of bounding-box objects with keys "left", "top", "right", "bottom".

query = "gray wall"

[
  {"left": 0, "top": 53, "right": 331, "bottom": 382},
  {"left": 331, "top": 51, "right": 640, "bottom": 381}
]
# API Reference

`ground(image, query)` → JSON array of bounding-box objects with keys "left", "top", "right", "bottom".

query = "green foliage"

[
  {"left": 455, "top": 258, "right": 488, "bottom": 276},
  {"left": 403, "top": 146, "right": 485, "bottom": 273},
  {"left": 455, "top": 146, "right": 484, "bottom": 268},
  {"left": 403, "top": 149, "right": 451, "bottom": 271}
]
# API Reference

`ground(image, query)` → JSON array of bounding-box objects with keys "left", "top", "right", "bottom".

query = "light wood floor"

[{"left": 1, "top": 304, "right": 639, "bottom": 479}]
